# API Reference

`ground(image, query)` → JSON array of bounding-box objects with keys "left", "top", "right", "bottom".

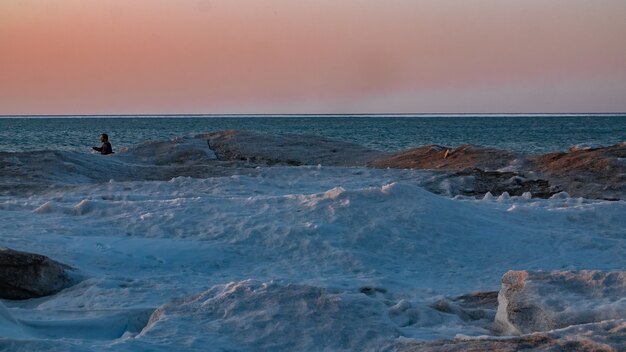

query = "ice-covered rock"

[
  {"left": 395, "top": 319, "right": 626, "bottom": 352},
  {"left": 455, "top": 169, "right": 554, "bottom": 198},
  {"left": 531, "top": 142, "right": 626, "bottom": 200},
  {"left": 202, "top": 130, "right": 389, "bottom": 167},
  {"left": 0, "top": 137, "right": 225, "bottom": 195},
  {"left": 494, "top": 270, "right": 626, "bottom": 335},
  {"left": 368, "top": 145, "right": 559, "bottom": 198},
  {"left": 371, "top": 141, "right": 626, "bottom": 200},
  {"left": 0, "top": 247, "right": 73, "bottom": 300},
  {"left": 431, "top": 291, "right": 499, "bottom": 323},
  {"left": 415, "top": 169, "right": 555, "bottom": 198}
]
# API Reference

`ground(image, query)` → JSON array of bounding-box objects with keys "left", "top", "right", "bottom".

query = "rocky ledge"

[
  {"left": 370, "top": 142, "right": 626, "bottom": 200},
  {"left": 0, "top": 247, "right": 74, "bottom": 300},
  {"left": 530, "top": 143, "right": 626, "bottom": 200},
  {"left": 202, "top": 130, "right": 389, "bottom": 167},
  {"left": 369, "top": 144, "right": 526, "bottom": 171},
  {"left": 200, "top": 131, "right": 625, "bottom": 200}
]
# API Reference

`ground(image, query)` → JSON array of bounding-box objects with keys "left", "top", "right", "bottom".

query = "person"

[{"left": 92, "top": 133, "right": 114, "bottom": 155}]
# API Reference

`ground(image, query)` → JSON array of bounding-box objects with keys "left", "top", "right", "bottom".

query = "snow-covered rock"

[
  {"left": 494, "top": 270, "right": 626, "bottom": 335},
  {"left": 0, "top": 247, "right": 72, "bottom": 299},
  {"left": 531, "top": 142, "right": 626, "bottom": 200}
]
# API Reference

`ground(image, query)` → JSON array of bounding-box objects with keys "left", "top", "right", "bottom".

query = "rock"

[
  {"left": 370, "top": 142, "right": 626, "bottom": 200},
  {"left": 413, "top": 169, "right": 555, "bottom": 198},
  {"left": 494, "top": 270, "right": 626, "bottom": 335},
  {"left": 0, "top": 247, "right": 73, "bottom": 300},
  {"left": 400, "top": 271, "right": 626, "bottom": 351},
  {"left": 431, "top": 291, "right": 499, "bottom": 322},
  {"left": 368, "top": 146, "right": 558, "bottom": 198},
  {"left": 395, "top": 319, "right": 626, "bottom": 352},
  {"left": 202, "top": 130, "right": 389, "bottom": 167},
  {"left": 530, "top": 142, "right": 626, "bottom": 200},
  {"left": 440, "top": 169, "right": 555, "bottom": 198},
  {"left": 369, "top": 144, "right": 526, "bottom": 172},
  {"left": 125, "top": 136, "right": 216, "bottom": 165}
]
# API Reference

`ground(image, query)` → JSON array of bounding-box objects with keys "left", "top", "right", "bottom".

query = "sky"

[{"left": 1, "top": 0, "right": 626, "bottom": 114}]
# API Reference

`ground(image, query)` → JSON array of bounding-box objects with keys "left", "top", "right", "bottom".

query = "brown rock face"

[
  {"left": 370, "top": 145, "right": 557, "bottom": 198},
  {"left": 370, "top": 142, "right": 626, "bottom": 200},
  {"left": 369, "top": 144, "right": 524, "bottom": 172},
  {"left": 531, "top": 142, "right": 626, "bottom": 200},
  {"left": 0, "top": 247, "right": 72, "bottom": 300}
]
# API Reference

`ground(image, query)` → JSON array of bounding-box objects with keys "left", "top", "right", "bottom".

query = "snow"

[{"left": 1, "top": 165, "right": 625, "bottom": 351}]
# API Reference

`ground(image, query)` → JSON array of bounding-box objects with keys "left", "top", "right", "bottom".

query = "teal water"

[{"left": 1, "top": 114, "right": 624, "bottom": 154}]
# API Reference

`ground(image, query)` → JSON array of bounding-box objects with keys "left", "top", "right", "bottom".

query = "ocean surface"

[
  {"left": 1, "top": 114, "right": 625, "bottom": 153},
  {"left": 1, "top": 114, "right": 625, "bottom": 351}
]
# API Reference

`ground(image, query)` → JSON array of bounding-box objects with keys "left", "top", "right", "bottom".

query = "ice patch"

[
  {"left": 550, "top": 191, "right": 571, "bottom": 199},
  {"left": 569, "top": 143, "right": 603, "bottom": 152},
  {"left": 33, "top": 201, "right": 59, "bottom": 214},
  {"left": 1, "top": 166, "right": 625, "bottom": 350},
  {"left": 0, "top": 301, "right": 28, "bottom": 338},
  {"left": 139, "top": 280, "right": 399, "bottom": 351},
  {"left": 496, "top": 192, "right": 510, "bottom": 202}
]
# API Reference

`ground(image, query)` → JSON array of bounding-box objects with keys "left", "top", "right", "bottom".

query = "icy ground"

[{"left": 1, "top": 163, "right": 624, "bottom": 351}]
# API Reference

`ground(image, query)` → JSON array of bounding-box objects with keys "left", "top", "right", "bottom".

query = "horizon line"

[{"left": 2, "top": 112, "right": 626, "bottom": 118}]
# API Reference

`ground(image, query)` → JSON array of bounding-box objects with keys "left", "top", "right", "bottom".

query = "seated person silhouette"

[{"left": 92, "top": 133, "right": 114, "bottom": 155}]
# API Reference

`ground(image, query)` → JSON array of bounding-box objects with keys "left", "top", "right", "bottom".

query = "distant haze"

[{"left": 2, "top": 0, "right": 626, "bottom": 114}]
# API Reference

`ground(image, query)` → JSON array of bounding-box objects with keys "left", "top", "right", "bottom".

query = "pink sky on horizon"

[{"left": 1, "top": 0, "right": 626, "bottom": 114}]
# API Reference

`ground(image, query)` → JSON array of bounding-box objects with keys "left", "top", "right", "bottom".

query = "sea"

[
  {"left": 0, "top": 114, "right": 625, "bottom": 351},
  {"left": 1, "top": 114, "right": 625, "bottom": 153}
]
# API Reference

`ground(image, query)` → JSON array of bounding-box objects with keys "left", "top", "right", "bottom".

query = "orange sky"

[{"left": 1, "top": 0, "right": 626, "bottom": 114}]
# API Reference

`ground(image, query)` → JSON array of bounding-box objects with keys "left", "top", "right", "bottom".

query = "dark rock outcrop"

[
  {"left": 0, "top": 247, "right": 73, "bottom": 300},
  {"left": 431, "top": 291, "right": 499, "bottom": 323},
  {"left": 445, "top": 169, "right": 556, "bottom": 198},
  {"left": 530, "top": 142, "right": 626, "bottom": 200},
  {"left": 202, "top": 130, "right": 389, "bottom": 167}
]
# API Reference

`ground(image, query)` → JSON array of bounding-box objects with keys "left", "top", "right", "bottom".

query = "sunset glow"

[{"left": 2, "top": 0, "right": 626, "bottom": 114}]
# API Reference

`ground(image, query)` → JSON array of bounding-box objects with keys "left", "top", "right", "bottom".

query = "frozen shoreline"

[
  {"left": 2, "top": 130, "right": 625, "bottom": 200},
  {"left": 1, "top": 132, "right": 625, "bottom": 351}
]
